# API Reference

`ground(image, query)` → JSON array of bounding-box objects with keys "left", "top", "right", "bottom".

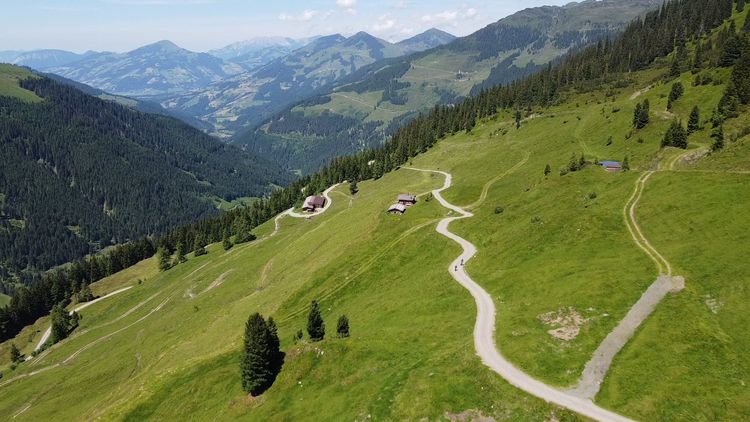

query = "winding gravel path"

[
  {"left": 28, "top": 286, "right": 134, "bottom": 358},
  {"left": 284, "top": 183, "right": 341, "bottom": 219},
  {"left": 404, "top": 167, "right": 633, "bottom": 422}
]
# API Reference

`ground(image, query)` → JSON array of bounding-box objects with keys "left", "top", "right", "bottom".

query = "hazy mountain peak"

[
  {"left": 397, "top": 27, "right": 456, "bottom": 53},
  {"left": 133, "top": 40, "right": 183, "bottom": 54}
]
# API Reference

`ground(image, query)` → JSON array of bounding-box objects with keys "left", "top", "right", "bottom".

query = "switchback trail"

[
  {"left": 568, "top": 171, "right": 684, "bottom": 399},
  {"left": 403, "top": 167, "right": 632, "bottom": 422},
  {"left": 29, "top": 286, "right": 134, "bottom": 358}
]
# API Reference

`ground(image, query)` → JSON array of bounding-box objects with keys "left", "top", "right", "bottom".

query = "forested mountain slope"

[
  {"left": 237, "top": 0, "right": 661, "bottom": 174},
  {"left": 162, "top": 30, "right": 455, "bottom": 138},
  {"left": 0, "top": 65, "right": 288, "bottom": 274}
]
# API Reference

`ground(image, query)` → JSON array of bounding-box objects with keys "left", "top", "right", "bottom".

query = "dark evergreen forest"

[{"left": 0, "top": 76, "right": 288, "bottom": 274}]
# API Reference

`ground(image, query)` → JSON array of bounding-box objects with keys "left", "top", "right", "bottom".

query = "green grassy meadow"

[
  {"left": 2, "top": 14, "right": 750, "bottom": 421},
  {"left": 0, "top": 64, "right": 41, "bottom": 102}
]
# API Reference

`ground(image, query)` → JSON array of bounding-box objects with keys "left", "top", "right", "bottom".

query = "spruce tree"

[
  {"left": 194, "top": 233, "right": 207, "bottom": 257},
  {"left": 667, "top": 82, "right": 684, "bottom": 110},
  {"left": 50, "top": 304, "right": 73, "bottom": 344},
  {"left": 544, "top": 164, "right": 551, "bottom": 176},
  {"left": 738, "top": 0, "right": 746, "bottom": 13},
  {"left": 711, "top": 125, "right": 725, "bottom": 151},
  {"left": 222, "top": 229, "right": 233, "bottom": 251},
  {"left": 176, "top": 241, "right": 188, "bottom": 263},
  {"left": 731, "top": 40, "right": 750, "bottom": 104},
  {"left": 307, "top": 300, "right": 325, "bottom": 342},
  {"left": 688, "top": 106, "right": 701, "bottom": 133},
  {"left": 157, "top": 247, "right": 172, "bottom": 271},
  {"left": 662, "top": 120, "right": 689, "bottom": 149},
  {"left": 77, "top": 283, "right": 94, "bottom": 303},
  {"left": 10, "top": 343, "right": 21, "bottom": 363},
  {"left": 240, "top": 313, "right": 274, "bottom": 396},
  {"left": 633, "top": 103, "right": 642, "bottom": 127},
  {"left": 623, "top": 156, "right": 630, "bottom": 172},
  {"left": 349, "top": 180, "right": 359, "bottom": 195},
  {"left": 336, "top": 315, "right": 350, "bottom": 338},
  {"left": 514, "top": 110, "right": 522, "bottom": 129}
]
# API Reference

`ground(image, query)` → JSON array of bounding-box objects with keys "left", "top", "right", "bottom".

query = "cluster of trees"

[
  {"left": 239, "top": 302, "right": 350, "bottom": 397},
  {"left": 662, "top": 120, "right": 690, "bottom": 148},
  {"left": 304, "top": 300, "right": 350, "bottom": 342}
]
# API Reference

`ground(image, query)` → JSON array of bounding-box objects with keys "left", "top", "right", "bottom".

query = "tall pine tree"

[
  {"left": 307, "top": 300, "right": 325, "bottom": 342},
  {"left": 688, "top": 106, "right": 701, "bottom": 133},
  {"left": 240, "top": 313, "right": 283, "bottom": 396}
]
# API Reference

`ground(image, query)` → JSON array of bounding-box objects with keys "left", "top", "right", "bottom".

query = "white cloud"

[
  {"left": 420, "top": 7, "right": 478, "bottom": 27},
  {"left": 421, "top": 10, "right": 458, "bottom": 24},
  {"left": 336, "top": 0, "right": 357, "bottom": 14},
  {"left": 278, "top": 10, "right": 319, "bottom": 22},
  {"left": 393, "top": 0, "right": 408, "bottom": 9},
  {"left": 372, "top": 14, "right": 396, "bottom": 32}
]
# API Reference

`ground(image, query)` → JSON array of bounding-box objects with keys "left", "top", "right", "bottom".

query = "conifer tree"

[
  {"left": 307, "top": 300, "right": 325, "bottom": 342},
  {"left": 10, "top": 343, "right": 21, "bottom": 363},
  {"left": 688, "top": 106, "right": 701, "bottom": 133},
  {"left": 667, "top": 82, "right": 685, "bottom": 110},
  {"left": 222, "top": 229, "right": 233, "bottom": 251},
  {"left": 719, "top": 81, "right": 741, "bottom": 117},
  {"left": 544, "top": 164, "right": 551, "bottom": 176},
  {"left": 623, "top": 156, "right": 631, "bottom": 172},
  {"left": 662, "top": 120, "right": 689, "bottom": 149},
  {"left": 193, "top": 233, "right": 207, "bottom": 257},
  {"left": 711, "top": 125, "right": 725, "bottom": 151},
  {"left": 349, "top": 179, "right": 359, "bottom": 195},
  {"left": 240, "top": 313, "right": 275, "bottom": 396},
  {"left": 514, "top": 110, "right": 522, "bottom": 129},
  {"left": 738, "top": 0, "right": 746, "bottom": 13},
  {"left": 731, "top": 40, "right": 750, "bottom": 104},
  {"left": 157, "top": 247, "right": 172, "bottom": 271},
  {"left": 176, "top": 241, "right": 188, "bottom": 264},
  {"left": 50, "top": 304, "right": 75, "bottom": 344},
  {"left": 336, "top": 315, "right": 350, "bottom": 338},
  {"left": 77, "top": 283, "right": 94, "bottom": 303}
]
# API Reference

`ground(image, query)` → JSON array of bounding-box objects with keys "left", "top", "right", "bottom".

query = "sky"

[{"left": 0, "top": 0, "right": 574, "bottom": 53}]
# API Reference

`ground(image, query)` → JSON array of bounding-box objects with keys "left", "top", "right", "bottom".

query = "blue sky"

[{"left": 1, "top": 0, "right": 572, "bottom": 52}]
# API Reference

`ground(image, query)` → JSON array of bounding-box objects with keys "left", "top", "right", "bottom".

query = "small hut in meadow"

[
  {"left": 397, "top": 194, "right": 417, "bottom": 206},
  {"left": 387, "top": 204, "right": 406, "bottom": 215},
  {"left": 302, "top": 195, "right": 326, "bottom": 212}
]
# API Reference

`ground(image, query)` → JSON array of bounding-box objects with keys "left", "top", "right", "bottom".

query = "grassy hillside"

[
  {"left": 2, "top": 37, "right": 749, "bottom": 419},
  {"left": 0, "top": 64, "right": 40, "bottom": 102}
]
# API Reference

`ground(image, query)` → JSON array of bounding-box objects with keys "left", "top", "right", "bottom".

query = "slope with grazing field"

[{"left": 1, "top": 3, "right": 749, "bottom": 421}]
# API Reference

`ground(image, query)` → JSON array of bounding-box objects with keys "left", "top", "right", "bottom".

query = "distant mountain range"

[
  {"left": 42, "top": 41, "right": 243, "bottom": 98},
  {"left": 235, "top": 0, "right": 663, "bottom": 173},
  {"left": 208, "top": 36, "right": 318, "bottom": 70},
  {"left": 161, "top": 28, "right": 456, "bottom": 138}
]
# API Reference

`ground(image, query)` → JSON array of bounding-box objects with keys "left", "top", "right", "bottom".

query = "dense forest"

[
  {"left": 0, "top": 75, "right": 288, "bottom": 274},
  {"left": 2, "top": 0, "right": 747, "bottom": 349}
]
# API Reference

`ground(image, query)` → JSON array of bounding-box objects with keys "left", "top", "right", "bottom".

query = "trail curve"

[
  {"left": 403, "top": 167, "right": 632, "bottom": 422},
  {"left": 29, "top": 286, "right": 134, "bottom": 358}
]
